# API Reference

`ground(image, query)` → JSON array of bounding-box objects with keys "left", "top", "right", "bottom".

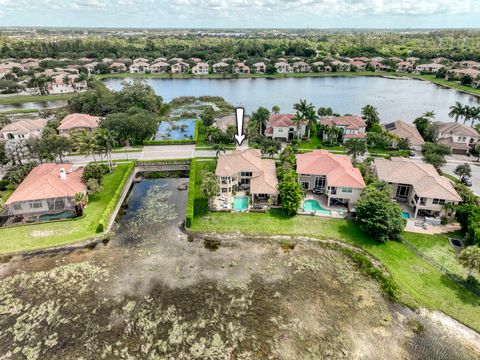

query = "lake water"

[
  {"left": 154, "top": 118, "right": 196, "bottom": 140},
  {"left": 103, "top": 76, "right": 480, "bottom": 123}
]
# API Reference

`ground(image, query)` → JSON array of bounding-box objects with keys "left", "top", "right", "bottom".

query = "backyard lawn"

[
  {"left": 0, "top": 164, "right": 130, "bottom": 254},
  {"left": 190, "top": 211, "right": 480, "bottom": 332}
]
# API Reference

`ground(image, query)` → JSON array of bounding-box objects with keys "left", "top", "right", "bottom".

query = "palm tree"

[
  {"left": 304, "top": 107, "right": 318, "bottom": 138},
  {"left": 71, "top": 129, "right": 99, "bottom": 164},
  {"left": 212, "top": 143, "right": 226, "bottom": 158},
  {"left": 293, "top": 99, "right": 311, "bottom": 115},
  {"left": 94, "top": 129, "right": 117, "bottom": 172},
  {"left": 361, "top": 104, "right": 380, "bottom": 131},
  {"left": 291, "top": 112, "right": 305, "bottom": 140},
  {"left": 271, "top": 105, "right": 280, "bottom": 114},
  {"left": 344, "top": 139, "right": 367, "bottom": 163},
  {"left": 458, "top": 246, "right": 480, "bottom": 279},
  {"left": 72, "top": 192, "right": 89, "bottom": 216},
  {"left": 201, "top": 172, "right": 220, "bottom": 210},
  {"left": 317, "top": 107, "right": 334, "bottom": 117},
  {"left": 462, "top": 105, "right": 473, "bottom": 125},
  {"left": 449, "top": 102, "right": 465, "bottom": 123},
  {"left": 470, "top": 106, "right": 480, "bottom": 127}
]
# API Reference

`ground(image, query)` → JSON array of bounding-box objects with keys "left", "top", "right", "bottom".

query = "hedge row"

[
  {"left": 185, "top": 159, "right": 197, "bottom": 228},
  {"left": 97, "top": 162, "right": 135, "bottom": 233}
]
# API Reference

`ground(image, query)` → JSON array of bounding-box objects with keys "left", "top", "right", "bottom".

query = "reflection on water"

[
  {"left": 0, "top": 177, "right": 479, "bottom": 359},
  {"left": 103, "top": 76, "right": 480, "bottom": 122},
  {"left": 0, "top": 99, "right": 68, "bottom": 111}
]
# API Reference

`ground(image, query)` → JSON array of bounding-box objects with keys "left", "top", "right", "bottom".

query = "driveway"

[{"left": 442, "top": 162, "right": 480, "bottom": 195}]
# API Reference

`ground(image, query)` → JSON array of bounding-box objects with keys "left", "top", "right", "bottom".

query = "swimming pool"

[
  {"left": 233, "top": 196, "right": 249, "bottom": 211},
  {"left": 303, "top": 199, "right": 331, "bottom": 215},
  {"left": 39, "top": 210, "right": 76, "bottom": 222},
  {"left": 402, "top": 211, "right": 411, "bottom": 219}
]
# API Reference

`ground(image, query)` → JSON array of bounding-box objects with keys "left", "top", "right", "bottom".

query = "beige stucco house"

[
  {"left": 383, "top": 120, "right": 425, "bottom": 151},
  {"left": 264, "top": 114, "right": 307, "bottom": 142},
  {"left": 434, "top": 122, "right": 480, "bottom": 155},
  {"left": 1, "top": 119, "right": 47, "bottom": 140},
  {"left": 215, "top": 149, "right": 278, "bottom": 206},
  {"left": 374, "top": 158, "right": 462, "bottom": 218},
  {"left": 296, "top": 150, "right": 366, "bottom": 207}
]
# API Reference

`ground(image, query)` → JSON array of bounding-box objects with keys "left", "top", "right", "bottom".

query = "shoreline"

[{"left": 0, "top": 72, "right": 479, "bottom": 108}]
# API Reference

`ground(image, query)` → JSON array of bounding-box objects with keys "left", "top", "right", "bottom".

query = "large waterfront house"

[
  {"left": 319, "top": 116, "right": 366, "bottom": 142},
  {"left": 350, "top": 60, "right": 367, "bottom": 71},
  {"left": 1, "top": 163, "right": 85, "bottom": 224},
  {"left": 330, "top": 60, "right": 350, "bottom": 72},
  {"left": 275, "top": 61, "right": 292, "bottom": 73},
  {"left": 109, "top": 62, "right": 127, "bottom": 73},
  {"left": 171, "top": 62, "right": 190, "bottom": 74},
  {"left": 415, "top": 63, "right": 445, "bottom": 73},
  {"left": 396, "top": 61, "right": 414, "bottom": 72},
  {"left": 374, "top": 158, "right": 461, "bottom": 218},
  {"left": 192, "top": 62, "right": 209, "bottom": 74},
  {"left": 129, "top": 61, "right": 149, "bottom": 73},
  {"left": 215, "top": 149, "right": 278, "bottom": 206},
  {"left": 234, "top": 62, "right": 250, "bottom": 74},
  {"left": 434, "top": 122, "right": 480, "bottom": 155},
  {"left": 150, "top": 61, "right": 170, "bottom": 74},
  {"left": 0, "top": 119, "right": 47, "bottom": 140},
  {"left": 458, "top": 60, "right": 480, "bottom": 69},
  {"left": 296, "top": 150, "right": 366, "bottom": 207},
  {"left": 57, "top": 113, "right": 101, "bottom": 136},
  {"left": 212, "top": 62, "right": 229, "bottom": 73},
  {"left": 383, "top": 120, "right": 425, "bottom": 151},
  {"left": 252, "top": 62, "right": 266, "bottom": 73},
  {"left": 292, "top": 61, "right": 311, "bottom": 73},
  {"left": 264, "top": 114, "right": 307, "bottom": 142}
]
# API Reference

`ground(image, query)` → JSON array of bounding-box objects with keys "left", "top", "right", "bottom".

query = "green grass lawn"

[
  {"left": 190, "top": 211, "right": 480, "bottom": 332},
  {"left": 404, "top": 232, "right": 479, "bottom": 284},
  {"left": 0, "top": 93, "right": 74, "bottom": 105},
  {"left": 0, "top": 164, "right": 130, "bottom": 254},
  {"left": 0, "top": 189, "right": 14, "bottom": 205},
  {"left": 410, "top": 74, "right": 480, "bottom": 96}
]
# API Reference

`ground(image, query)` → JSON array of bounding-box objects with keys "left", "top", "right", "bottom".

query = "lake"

[
  {"left": 103, "top": 76, "right": 480, "bottom": 123},
  {"left": 154, "top": 118, "right": 196, "bottom": 140}
]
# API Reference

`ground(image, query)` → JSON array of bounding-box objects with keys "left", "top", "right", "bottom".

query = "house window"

[
  {"left": 314, "top": 176, "right": 326, "bottom": 189},
  {"left": 432, "top": 199, "right": 446, "bottom": 205},
  {"left": 301, "top": 182, "right": 309, "bottom": 190},
  {"left": 396, "top": 184, "right": 410, "bottom": 199},
  {"left": 278, "top": 129, "right": 283, "bottom": 133},
  {"left": 342, "top": 187, "right": 353, "bottom": 193},
  {"left": 13, "top": 203, "right": 21, "bottom": 211},
  {"left": 29, "top": 201, "right": 42, "bottom": 209},
  {"left": 240, "top": 172, "right": 252, "bottom": 177}
]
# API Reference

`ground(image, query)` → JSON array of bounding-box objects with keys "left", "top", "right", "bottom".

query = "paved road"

[{"left": 442, "top": 162, "right": 480, "bottom": 195}]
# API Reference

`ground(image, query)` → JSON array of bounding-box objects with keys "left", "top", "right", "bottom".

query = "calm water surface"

[{"left": 103, "top": 76, "right": 480, "bottom": 123}]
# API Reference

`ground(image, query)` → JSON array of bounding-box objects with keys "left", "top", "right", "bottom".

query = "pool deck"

[{"left": 299, "top": 194, "right": 344, "bottom": 218}]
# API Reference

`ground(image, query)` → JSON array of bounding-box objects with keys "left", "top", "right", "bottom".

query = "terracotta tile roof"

[
  {"left": 320, "top": 116, "right": 366, "bottom": 130},
  {"left": 267, "top": 114, "right": 296, "bottom": 128},
  {"left": 214, "top": 114, "right": 250, "bottom": 133},
  {"left": 58, "top": 113, "right": 101, "bottom": 131},
  {"left": 296, "top": 150, "right": 366, "bottom": 189},
  {"left": 434, "top": 122, "right": 480, "bottom": 138},
  {"left": 0, "top": 119, "right": 47, "bottom": 135},
  {"left": 6, "top": 163, "right": 85, "bottom": 204},
  {"left": 383, "top": 120, "right": 425, "bottom": 147},
  {"left": 374, "top": 158, "right": 461, "bottom": 202},
  {"left": 215, "top": 149, "right": 278, "bottom": 194},
  {"left": 343, "top": 133, "right": 367, "bottom": 139}
]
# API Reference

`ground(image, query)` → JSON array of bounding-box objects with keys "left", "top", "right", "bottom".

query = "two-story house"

[
  {"left": 330, "top": 60, "right": 350, "bottom": 72},
  {"left": 192, "top": 62, "right": 209, "bottom": 74},
  {"left": 234, "top": 62, "right": 250, "bottom": 74},
  {"left": 171, "top": 62, "right": 190, "bottom": 74},
  {"left": 434, "top": 122, "right": 480, "bottom": 155},
  {"left": 0, "top": 119, "right": 47, "bottom": 140},
  {"left": 252, "top": 62, "right": 266, "bottom": 73},
  {"left": 415, "top": 63, "right": 445, "bottom": 73},
  {"left": 275, "top": 61, "right": 292, "bottom": 73},
  {"left": 212, "top": 62, "right": 230, "bottom": 73},
  {"left": 396, "top": 61, "right": 413, "bottom": 72},
  {"left": 150, "top": 61, "right": 170, "bottom": 74},
  {"left": 292, "top": 61, "right": 311, "bottom": 73},
  {"left": 374, "top": 158, "right": 461, "bottom": 218},
  {"left": 129, "top": 61, "right": 150, "bottom": 73},
  {"left": 319, "top": 116, "right": 366, "bottom": 142},
  {"left": 296, "top": 150, "right": 366, "bottom": 208},
  {"left": 57, "top": 113, "right": 101, "bottom": 136},
  {"left": 264, "top": 114, "right": 307, "bottom": 142},
  {"left": 215, "top": 149, "right": 278, "bottom": 206}
]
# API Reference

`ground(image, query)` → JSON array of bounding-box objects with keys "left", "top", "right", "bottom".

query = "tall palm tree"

[
  {"left": 72, "top": 192, "right": 89, "bottom": 216},
  {"left": 361, "top": 104, "right": 380, "bottom": 131},
  {"left": 304, "top": 107, "right": 318, "bottom": 138},
  {"left": 462, "top": 105, "right": 473, "bottom": 124},
  {"left": 291, "top": 112, "right": 305, "bottom": 140},
  {"left": 271, "top": 105, "right": 280, "bottom": 114},
  {"left": 448, "top": 102, "right": 465, "bottom": 123},
  {"left": 94, "top": 129, "right": 117, "bottom": 172},
  {"left": 469, "top": 106, "right": 480, "bottom": 127}
]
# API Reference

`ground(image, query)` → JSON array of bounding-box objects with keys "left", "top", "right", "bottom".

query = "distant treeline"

[{"left": 1, "top": 30, "right": 480, "bottom": 61}]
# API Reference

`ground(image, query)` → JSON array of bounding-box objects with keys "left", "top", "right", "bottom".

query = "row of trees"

[{"left": 448, "top": 102, "right": 480, "bottom": 126}]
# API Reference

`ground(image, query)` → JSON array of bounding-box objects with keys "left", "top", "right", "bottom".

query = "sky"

[{"left": 0, "top": 0, "right": 479, "bottom": 28}]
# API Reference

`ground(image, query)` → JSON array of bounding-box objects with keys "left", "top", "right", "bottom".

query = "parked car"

[{"left": 461, "top": 176, "right": 473, "bottom": 187}]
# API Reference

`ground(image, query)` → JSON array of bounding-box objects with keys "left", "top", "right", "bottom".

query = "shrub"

[
  {"left": 82, "top": 163, "right": 109, "bottom": 184},
  {"left": 96, "top": 222, "right": 104, "bottom": 233},
  {"left": 0, "top": 180, "right": 9, "bottom": 191}
]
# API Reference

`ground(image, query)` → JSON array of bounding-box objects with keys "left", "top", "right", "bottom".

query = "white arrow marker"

[{"left": 234, "top": 107, "right": 246, "bottom": 146}]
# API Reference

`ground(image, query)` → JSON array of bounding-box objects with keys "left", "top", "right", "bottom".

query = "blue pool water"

[
  {"left": 303, "top": 199, "right": 331, "bottom": 215},
  {"left": 402, "top": 212, "right": 411, "bottom": 219},
  {"left": 233, "top": 196, "right": 249, "bottom": 211},
  {"left": 154, "top": 118, "right": 196, "bottom": 140}
]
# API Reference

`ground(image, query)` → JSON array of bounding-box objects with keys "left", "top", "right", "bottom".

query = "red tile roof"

[
  {"left": 296, "top": 150, "right": 366, "bottom": 189},
  {"left": 267, "top": 114, "right": 296, "bottom": 127},
  {"left": 6, "top": 163, "right": 85, "bottom": 204}
]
